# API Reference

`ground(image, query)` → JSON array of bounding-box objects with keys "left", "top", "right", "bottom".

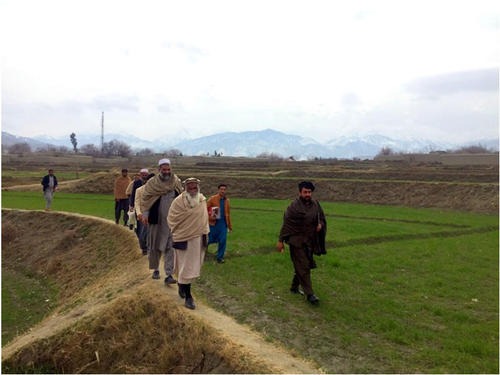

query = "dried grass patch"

[
  {"left": 2, "top": 288, "right": 273, "bottom": 374},
  {"left": 2, "top": 210, "right": 141, "bottom": 302}
]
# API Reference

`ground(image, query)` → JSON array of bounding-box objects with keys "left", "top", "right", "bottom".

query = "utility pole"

[{"left": 101, "top": 112, "right": 104, "bottom": 153}]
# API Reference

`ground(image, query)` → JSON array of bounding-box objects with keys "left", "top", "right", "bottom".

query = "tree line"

[{"left": 4, "top": 140, "right": 183, "bottom": 158}]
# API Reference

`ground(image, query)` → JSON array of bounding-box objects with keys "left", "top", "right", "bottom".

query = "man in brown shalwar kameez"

[
  {"left": 277, "top": 181, "right": 327, "bottom": 305},
  {"left": 168, "top": 178, "right": 210, "bottom": 310}
]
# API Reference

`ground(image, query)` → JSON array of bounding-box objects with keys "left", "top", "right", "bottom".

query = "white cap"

[
  {"left": 158, "top": 158, "right": 171, "bottom": 166},
  {"left": 140, "top": 168, "right": 149, "bottom": 173}
]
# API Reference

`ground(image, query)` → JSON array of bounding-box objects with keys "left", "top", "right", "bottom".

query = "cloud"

[
  {"left": 162, "top": 41, "right": 206, "bottom": 63},
  {"left": 90, "top": 95, "right": 140, "bottom": 112},
  {"left": 405, "top": 68, "right": 499, "bottom": 98}
]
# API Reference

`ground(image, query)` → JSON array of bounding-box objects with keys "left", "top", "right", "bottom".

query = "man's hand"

[
  {"left": 276, "top": 241, "right": 284, "bottom": 253},
  {"left": 316, "top": 223, "right": 322, "bottom": 232},
  {"left": 141, "top": 216, "right": 148, "bottom": 225}
]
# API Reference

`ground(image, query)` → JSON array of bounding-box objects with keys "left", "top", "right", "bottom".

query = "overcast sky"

[{"left": 1, "top": 0, "right": 498, "bottom": 144}]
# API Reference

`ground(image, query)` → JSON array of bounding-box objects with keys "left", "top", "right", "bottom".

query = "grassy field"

[
  {"left": 1, "top": 191, "right": 498, "bottom": 373},
  {"left": 2, "top": 268, "right": 58, "bottom": 345}
]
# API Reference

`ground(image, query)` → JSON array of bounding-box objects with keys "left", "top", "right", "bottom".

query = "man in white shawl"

[{"left": 167, "top": 177, "right": 209, "bottom": 310}]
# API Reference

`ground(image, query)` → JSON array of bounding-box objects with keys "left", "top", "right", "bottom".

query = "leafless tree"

[{"left": 8, "top": 142, "right": 31, "bottom": 154}]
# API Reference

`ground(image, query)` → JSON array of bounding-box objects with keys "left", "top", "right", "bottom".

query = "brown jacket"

[
  {"left": 114, "top": 175, "right": 131, "bottom": 200},
  {"left": 206, "top": 194, "right": 232, "bottom": 231}
]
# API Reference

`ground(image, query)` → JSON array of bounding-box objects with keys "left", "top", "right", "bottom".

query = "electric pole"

[{"left": 101, "top": 112, "right": 104, "bottom": 153}]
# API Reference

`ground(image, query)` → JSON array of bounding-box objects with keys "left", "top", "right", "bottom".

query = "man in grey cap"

[{"left": 140, "top": 159, "right": 183, "bottom": 283}]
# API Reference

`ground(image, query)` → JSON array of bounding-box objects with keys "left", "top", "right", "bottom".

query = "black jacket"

[{"left": 41, "top": 174, "right": 58, "bottom": 192}]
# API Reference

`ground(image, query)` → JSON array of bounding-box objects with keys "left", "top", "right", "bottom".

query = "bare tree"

[
  {"left": 80, "top": 144, "right": 101, "bottom": 156},
  {"left": 8, "top": 142, "right": 31, "bottom": 154},
  {"left": 136, "top": 148, "right": 154, "bottom": 156},
  {"left": 454, "top": 144, "right": 492, "bottom": 154},
  {"left": 102, "top": 140, "right": 132, "bottom": 157},
  {"left": 163, "top": 148, "right": 183, "bottom": 157},
  {"left": 376, "top": 147, "right": 394, "bottom": 157}
]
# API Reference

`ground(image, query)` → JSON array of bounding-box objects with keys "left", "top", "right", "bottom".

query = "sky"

[{"left": 1, "top": 0, "right": 499, "bottom": 144}]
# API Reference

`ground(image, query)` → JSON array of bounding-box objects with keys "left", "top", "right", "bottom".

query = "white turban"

[
  {"left": 158, "top": 158, "right": 171, "bottom": 166},
  {"left": 140, "top": 168, "right": 149, "bottom": 173}
]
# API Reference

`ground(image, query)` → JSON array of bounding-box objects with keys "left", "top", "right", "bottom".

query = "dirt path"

[
  {"left": 2, "top": 178, "right": 86, "bottom": 192},
  {"left": 2, "top": 209, "right": 322, "bottom": 374}
]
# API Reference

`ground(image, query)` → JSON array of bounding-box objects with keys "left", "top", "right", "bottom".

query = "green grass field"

[
  {"left": 2, "top": 191, "right": 498, "bottom": 373},
  {"left": 1, "top": 268, "right": 58, "bottom": 345}
]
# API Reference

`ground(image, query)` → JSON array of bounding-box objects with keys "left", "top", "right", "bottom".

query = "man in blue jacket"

[{"left": 41, "top": 169, "right": 58, "bottom": 211}]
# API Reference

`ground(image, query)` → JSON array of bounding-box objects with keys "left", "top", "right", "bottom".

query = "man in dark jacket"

[
  {"left": 277, "top": 181, "right": 327, "bottom": 305},
  {"left": 41, "top": 169, "right": 58, "bottom": 211},
  {"left": 129, "top": 168, "right": 152, "bottom": 254}
]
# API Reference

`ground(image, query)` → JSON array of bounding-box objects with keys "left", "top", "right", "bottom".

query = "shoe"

[
  {"left": 185, "top": 297, "right": 195, "bottom": 310},
  {"left": 307, "top": 294, "right": 320, "bottom": 305},
  {"left": 164, "top": 275, "right": 177, "bottom": 285},
  {"left": 217, "top": 258, "right": 225, "bottom": 264},
  {"left": 152, "top": 270, "right": 160, "bottom": 279},
  {"left": 290, "top": 288, "right": 304, "bottom": 295},
  {"left": 178, "top": 284, "right": 186, "bottom": 299}
]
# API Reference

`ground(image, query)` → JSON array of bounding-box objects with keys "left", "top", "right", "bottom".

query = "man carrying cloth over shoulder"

[
  {"left": 168, "top": 177, "right": 210, "bottom": 310},
  {"left": 140, "top": 158, "right": 183, "bottom": 283},
  {"left": 277, "top": 181, "right": 327, "bottom": 305},
  {"left": 207, "top": 184, "right": 233, "bottom": 263}
]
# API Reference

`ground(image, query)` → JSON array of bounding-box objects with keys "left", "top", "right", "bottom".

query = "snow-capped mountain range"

[{"left": 2, "top": 129, "right": 498, "bottom": 160}]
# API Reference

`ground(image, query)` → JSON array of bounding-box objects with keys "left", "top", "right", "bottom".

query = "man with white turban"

[
  {"left": 167, "top": 177, "right": 209, "bottom": 310},
  {"left": 140, "top": 159, "right": 183, "bottom": 283}
]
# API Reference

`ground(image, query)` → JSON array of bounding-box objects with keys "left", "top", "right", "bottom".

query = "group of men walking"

[
  {"left": 113, "top": 159, "right": 232, "bottom": 309},
  {"left": 43, "top": 160, "right": 328, "bottom": 309}
]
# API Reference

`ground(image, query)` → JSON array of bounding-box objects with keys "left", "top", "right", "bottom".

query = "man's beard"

[
  {"left": 299, "top": 196, "right": 312, "bottom": 204},
  {"left": 186, "top": 191, "right": 201, "bottom": 208},
  {"left": 159, "top": 172, "right": 171, "bottom": 181}
]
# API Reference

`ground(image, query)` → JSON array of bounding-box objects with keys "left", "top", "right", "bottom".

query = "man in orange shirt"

[
  {"left": 114, "top": 168, "right": 131, "bottom": 225},
  {"left": 206, "top": 184, "right": 233, "bottom": 263}
]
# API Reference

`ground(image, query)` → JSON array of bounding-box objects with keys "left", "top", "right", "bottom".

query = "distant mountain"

[
  {"left": 4, "top": 130, "right": 498, "bottom": 159},
  {"left": 1, "top": 131, "right": 55, "bottom": 150},
  {"left": 172, "top": 129, "right": 333, "bottom": 158},
  {"left": 325, "top": 135, "right": 455, "bottom": 159}
]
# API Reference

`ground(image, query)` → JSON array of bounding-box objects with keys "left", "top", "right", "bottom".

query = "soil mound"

[
  {"left": 1, "top": 210, "right": 318, "bottom": 373},
  {"left": 2, "top": 289, "right": 273, "bottom": 374}
]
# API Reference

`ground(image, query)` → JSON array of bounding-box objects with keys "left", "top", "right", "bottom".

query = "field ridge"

[{"left": 1, "top": 209, "right": 322, "bottom": 374}]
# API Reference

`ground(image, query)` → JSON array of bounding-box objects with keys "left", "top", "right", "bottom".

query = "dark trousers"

[
  {"left": 136, "top": 219, "right": 148, "bottom": 251},
  {"left": 289, "top": 244, "right": 314, "bottom": 296},
  {"left": 115, "top": 199, "right": 129, "bottom": 225}
]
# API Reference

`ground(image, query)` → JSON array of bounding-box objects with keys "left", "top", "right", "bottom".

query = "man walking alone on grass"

[
  {"left": 168, "top": 178, "right": 210, "bottom": 310},
  {"left": 140, "top": 159, "right": 182, "bottom": 283},
  {"left": 277, "top": 181, "right": 327, "bottom": 305},
  {"left": 114, "top": 168, "right": 131, "bottom": 226},
  {"left": 41, "top": 168, "right": 58, "bottom": 211},
  {"left": 207, "top": 184, "right": 233, "bottom": 263}
]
